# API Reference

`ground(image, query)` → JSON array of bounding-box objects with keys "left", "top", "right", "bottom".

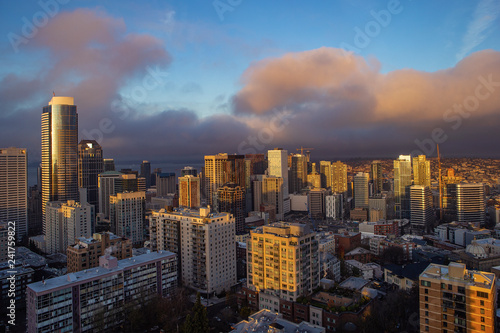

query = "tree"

[
  {"left": 381, "top": 246, "right": 405, "bottom": 265},
  {"left": 182, "top": 293, "right": 209, "bottom": 333}
]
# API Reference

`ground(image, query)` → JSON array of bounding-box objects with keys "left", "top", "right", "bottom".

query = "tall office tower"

[
  {"left": 181, "top": 166, "right": 197, "bottom": 177},
  {"left": 140, "top": 160, "right": 151, "bottom": 188},
  {"left": 446, "top": 183, "right": 485, "bottom": 226},
  {"left": 45, "top": 193, "right": 94, "bottom": 254},
  {"left": 331, "top": 161, "right": 348, "bottom": 193},
  {"left": 226, "top": 154, "right": 246, "bottom": 188},
  {"left": 103, "top": 158, "right": 115, "bottom": 171},
  {"left": 204, "top": 153, "right": 228, "bottom": 207},
  {"left": 247, "top": 222, "right": 320, "bottom": 302},
  {"left": 109, "top": 192, "right": 145, "bottom": 245},
  {"left": 419, "top": 262, "right": 496, "bottom": 333},
  {"left": 394, "top": 155, "right": 412, "bottom": 219},
  {"left": 410, "top": 185, "right": 434, "bottom": 234},
  {"left": 290, "top": 154, "right": 307, "bottom": 194},
  {"left": 267, "top": 148, "right": 289, "bottom": 213},
  {"left": 245, "top": 154, "right": 266, "bottom": 175},
  {"left": 370, "top": 160, "right": 383, "bottom": 195},
  {"left": 307, "top": 163, "right": 321, "bottom": 189},
  {"left": 353, "top": 172, "right": 369, "bottom": 209},
  {"left": 252, "top": 179, "right": 263, "bottom": 211},
  {"left": 41, "top": 96, "right": 78, "bottom": 231},
  {"left": 326, "top": 193, "right": 343, "bottom": 220},
  {"left": 319, "top": 161, "right": 332, "bottom": 189},
  {"left": 308, "top": 188, "right": 327, "bottom": 219},
  {"left": 27, "top": 251, "right": 177, "bottom": 333},
  {"left": 98, "top": 171, "right": 138, "bottom": 219},
  {"left": 0, "top": 147, "right": 27, "bottom": 240},
  {"left": 28, "top": 186, "right": 43, "bottom": 236},
  {"left": 151, "top": 167, "right": 162, "bottom": 187},
  {"left": 263, "top": 176, "right": 284, "bottom": 220},
  {"left": 179, "top": 175, "right": 201, "bottom": 209},
  {"left": 156, "top": 173, "right": 176, "bottom": 196},
  {"left": 78, "top": 140, "right": 103, "bottom": 211},
  {"left": 149, "top": 208, "right": 236, "bottom": 294},
  {"left": 413, "top": 155, "right": 431, "bottom": 187},
  {"left": 137, "top": 177, "right": 146, "bottom": 192},
  {"left": 217, "top": 183, "right": 245, "bottom": 234}
]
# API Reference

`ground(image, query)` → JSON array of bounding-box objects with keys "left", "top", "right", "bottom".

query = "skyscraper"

[
  {"left": 140, "top": 160, "right": 151, "bottom": 189},
  {"left": 217, "top": 183, "right": 245, "bottom": 234},
  {"left": 370, "top": 160, "right": 383, "bottom": 195},
  {"left": 319, "top": 160, "right": 332, "bottom": 189},
  {"left": 267, "top": 148, "right": 290, "bottom": 213},
  {"left": 413, "top": 155, "right": 431, "bottom": 188},
  {"left": 178, "top": 175, "right": 201, "bottom": 209},
  {"left": 204, "top": 153, "right": 228, "bottom": 207},
  {"left": 156, "top": 173, "right": 176, "bottom": 196},
  {"left": 0, "top": 147, "right": 27, "bottom": 240},
  {"left": 331, "top": 161, "right": 348, "bottom": 193},
  {"left": 181, "top": 166, "right": 198, "bottom": 177},
  {"left": 353, "top": 172, "right": 369, "bottom": 209},
  {"left": 78, "top": 140, "right": 103, "bottom": 211},
  {"left": 263, "top": 176, "right": 284, "bottom": 221},
  {"left": 41, "top": 96, "right": 78, "bottom": 232},
  {"left": 394, "top": 155, "right": 412, "bottom": 219},
  {"left": 109, "top": 192, "right": 145, "bottom": 245},
  {"left": 103, "top": 158, "right": 115, "bottom": 171},
  {"left": 410, "top": 185, "right": 434, "bottom": 234},
  {"left": 446, "top": 183, "right": 485, "bottom": 226},
  {"left": 290, "top": 154, "right": 307, "bottom": 193}
]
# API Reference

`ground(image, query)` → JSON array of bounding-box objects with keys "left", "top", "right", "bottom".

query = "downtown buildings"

[{"left": 78, "top": 140, "right": 103, "bottom": 211}]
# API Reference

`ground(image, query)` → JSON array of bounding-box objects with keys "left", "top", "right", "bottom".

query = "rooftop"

[
  {"left": 231, "top": 309, "right": 324, "bottom": 333},
  {"left": 339, "top": 277, "right": 370, "bottom": 291},
  {"left": 345, "top": 247, "right": 371, "bottom": 256},
  {"left": 27, "top": 251, "right": 176, "bottom": 294},
  {"left": 420, "top": 263, "right": 496, "bottom": 290}
]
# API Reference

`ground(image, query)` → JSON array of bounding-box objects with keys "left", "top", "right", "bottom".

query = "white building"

[{"left": 325, "top": 193, "right": 343, "bottom": 219}]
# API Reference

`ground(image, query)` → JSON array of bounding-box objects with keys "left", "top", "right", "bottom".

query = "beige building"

[
  {"left": 413, "top": 155, "right": 431, "bottom": 188},
  {"left": 179, "top": 175, "right": 201, "bottom": 208},
  {"left": 263, "top": 176, "right": 284, "bottom": 221},
  {"left": 109, "top": 191, "right": 145, "bottom": 245},
  {"left": 247, "top": 222, "right": 320, "bottom": 302},
  {"left": 66, "top": 232, "right": 132, "bottom": 273},
  {"left": 150, "top": 207, "right": 236, "bottom": 294},
  {"left": 419, "top": 262, "right": 496, "bottom": 333},
  {"left": 204, "top": 153, "right": 228, "bottom": 207},
  {"left": 331, "top": 161, "right": 347, "bottom": 193}
]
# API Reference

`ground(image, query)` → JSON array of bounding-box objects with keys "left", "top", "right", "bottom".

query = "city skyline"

[{"left": 0, "top": 1, "right": 500, "bottom": 165}]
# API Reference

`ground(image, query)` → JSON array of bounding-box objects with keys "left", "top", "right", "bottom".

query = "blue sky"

[{"left": 0, "top": 0, "right": 499, "bottom": 166}]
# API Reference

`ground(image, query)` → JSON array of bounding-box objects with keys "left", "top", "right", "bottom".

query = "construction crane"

[{"left": 296, "top": 147, "right": 315, "bottom": 155}]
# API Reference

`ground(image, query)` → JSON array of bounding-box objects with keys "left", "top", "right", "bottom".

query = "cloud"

[
  {"left": 231, "top": 47, "right": 500, "bottom": 158},
  {"left": 456, "top": 0, "right": 500, "bottom": 61}
]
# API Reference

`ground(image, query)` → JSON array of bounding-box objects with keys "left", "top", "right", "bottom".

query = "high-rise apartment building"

[
  {"left": 419, "top": 262, "right": 496, "bottom": 333},
  {"left": 42, "top": 96, "right": 79, "bottom": 230},
  {"left": 0, "top": 147, "right": 27, "bottom": 240},
  {"left": 353, "top": 172, "right": 369, "bottom": 209},
  {"left": 179, "top": 175, "right": 201, "bottom": 209},
  {"left": 263, "top": 176, "right": 284, "bottom": 221},
  {"left": 181, "top": 166, "right": 198, "bottom": 177},
  {"left": 290, "top": 154, "right": 307, "bottom": 194},
  {"left": 267, "top": 149, "right": 290, "bottom": 213},
  {"left": 319, "top": 161, "right": 332, "bottom": 189},
  {"left": 410, "top": 185, "right": 434, "bottom": 235},
  {"left": 413, "top": 155, "right": 431, "bottom": 188},
  {"left": 204, "top": 153, "right": 228, "bottom": 207},
  {"left": 331, "top": 161, "right": 348, "bottom": 193},
  {"left": 156, "top": 173, "right": 176, "bottom": 196},
  {"left": 78, "top": 140, "right": 103, "bottom": 211},
  {"left": 247, "top": 222, "right": 320, "bottom": 302},
  {"left": 27, "top": 251, "right": 177, "bottom": 333},
  {"left": 66, "top": 232, "right": 132, "bottom": 273},
  {"left": 140, "top": 160, "right": 151, "bottom": 189},
  {"left": 109, "top": 192, "right": 145, "bottom": 245},
  {"left": 217, "top": 183, "right": 245, "bottom": 234},
  {"left": 226, "top": 154, "right": 246, "bottom": 188},
  {"left": 98, "top": 171, "right": 139, "bottom": 219},
  {"left": 370, "top": 160, "right": 383, "bottom": 195},
  {"left": 446, "top": 183, "right": 485, "bottom": 226},
  {"left": 306, "top": 163, "right": 321, "bottom": 189},
  {"left": 245, "top": 154, "right": 266, "bottom": 175},
  {"left": 149, "top": 208, "right": 236, "bottom": 294},
  {"left": 103, "top": 158, "right": 115, "bottom": 171},
  {"left": 394, "top": 155, "right": 412, "bottom": 219},
  {"left": 308, "top": 188, "right": 327, "bottom": 219}
]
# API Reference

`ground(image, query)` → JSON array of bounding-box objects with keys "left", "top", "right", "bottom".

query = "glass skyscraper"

[{"left": 41, "top": 96, "right": 78, "bottom": 232}]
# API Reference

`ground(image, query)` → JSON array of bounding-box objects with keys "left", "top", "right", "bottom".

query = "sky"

[{"left": 1, "top": 0, "right": 500, "bottom": 172}]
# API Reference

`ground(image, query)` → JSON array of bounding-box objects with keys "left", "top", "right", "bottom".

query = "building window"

[
  {"left": 481, "top": 317, "right": 485, "bottom": 323},
  {"left": 443, "top": 314, "right": 447, "bottom": 320},
  {"left": 481, "top": 325, "right": 485, "bottom": 331},
  {"left": 480, "top": 308, "right": 485, "bottom": 314},
  {"left": 421, "top": 280, "right": 431, "bottom": 287},
  {"left": 425, "top": 288, "right": 428, "bottom": 294},
  {"left": 480, "top": 300, "right": 485, "bottom": 306},
  {"left": 425, "top": 326, "right": 429, "bottom": 332},
  {"left": 477, "top": 291, "right": 488, "bottom": 299},
  {"left": 425, "top": 296, "right": 428, "bottom": 302},
  {"left": 425, "top": 311, "right": 428, "bottom": 316},
  {"left": 425, "top": 303, "right": 428, "bottom": 309},
  {"left": 448, "top": 284, "right": 452, "bottom": 291}
]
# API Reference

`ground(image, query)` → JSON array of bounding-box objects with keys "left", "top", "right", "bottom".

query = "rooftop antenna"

[{"left": 437, "top": 144, "right": 443, "bottom": 221}]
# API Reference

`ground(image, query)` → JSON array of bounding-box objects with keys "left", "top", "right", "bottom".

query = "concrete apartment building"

[{"left": 419, "top": 262, "right": 496, "bottom": 333}]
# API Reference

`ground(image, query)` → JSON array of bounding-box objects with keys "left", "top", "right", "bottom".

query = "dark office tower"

[
  {"left": 217, "top": 183, "right": 245, "bottom": 234},
  {"left": 0, "top": 147, "right": 28, "bottom": 240},
  {"left": 28, "top": 185, "right": 42, "bottom": 236},
  {"left": 120, "top": 169, "right": 138, "bottom": 177},
  {"left": 41, "top": 96, "right": 78, "bottom": 232},
  {"left": 78, "top": 140, "right": 103, "bottom": 211},
  {"left": 371, "top": 160, "right": 383, "bottom": 195},
  {"left": 319, "top": 161, "right": 332, "bottom": 189},
  {"left": 290, "top": 154, "right": 307, "bottom": 194},
  {"left": 245, "top": 154, "right": 266, "bottom": 175},
  {"left": 225, "top": 155, "right": 246, "bottom": 189},
  {"left": 157, "top": 173, "right": 176, "bottom": 196},
  {"left": 445, "top": 183, "right": 485, "bottom": 226},
  {"left": 103, "top": 159, "right": 115, "bottom": 171},
  {"left": 151, "top": 168, "right": 162, "bottom": 187},
  {"left": 410, "top": 185, "right": 434, "bottom": 235},
  {"left": 140, "top": 160, "right": 151, "bottom": 188},
  {"left": 181, "top": 166, "right": 197, "bottom": 177},
  {"left": 394, "top": 155, "right": 412, "bottom": 219}
]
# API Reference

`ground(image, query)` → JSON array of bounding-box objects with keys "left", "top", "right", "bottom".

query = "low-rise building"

[{"left": 383, "top": 262, "right": 429, "bottom": 291}]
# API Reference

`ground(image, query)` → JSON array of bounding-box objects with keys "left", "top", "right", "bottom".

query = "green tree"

[{"left": 182, "top": 293, "right": 209, "bottom": 333}]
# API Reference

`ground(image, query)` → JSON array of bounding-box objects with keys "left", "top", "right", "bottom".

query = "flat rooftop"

[
  {"left": 420, "top": 263, "right": 495, "bottom": 290},
  {"left": 231, "top": 309, "right": 324, "bottom": 333},
  {"left": 28, "top": 251, "right": 176, "bottom": 294}
]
